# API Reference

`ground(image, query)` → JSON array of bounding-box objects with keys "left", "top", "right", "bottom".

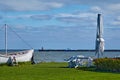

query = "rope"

[
  {"left": 8, "top": 26, "right": 33, "bottom": 49},
  {"left": 0, "top": 25, "right": 4, "bottom": 31}
]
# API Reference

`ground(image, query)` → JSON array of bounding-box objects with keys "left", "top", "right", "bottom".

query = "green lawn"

[{"left": 0, "top": 62, "right": 120, "bottom": 80}]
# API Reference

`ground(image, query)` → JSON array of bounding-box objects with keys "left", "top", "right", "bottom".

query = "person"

[
  {"left": 31, "top": 55, "right": 35, "bottom": 64},
  {"left": 12, "top": 56, "right": 18, "bottom": 66},
  {"left": 7, "top": 57, "right": 13, "bottom": 66}
]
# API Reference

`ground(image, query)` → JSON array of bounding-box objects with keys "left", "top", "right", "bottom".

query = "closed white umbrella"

[{"left": 95, "top": 14, "right": 105, "bottom": 58}]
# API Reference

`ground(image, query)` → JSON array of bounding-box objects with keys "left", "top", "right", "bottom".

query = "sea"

[{"left": 0, "top": 50, "right": 120, "bottom": 63}]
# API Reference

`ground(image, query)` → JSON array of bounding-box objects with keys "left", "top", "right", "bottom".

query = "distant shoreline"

[
  {"left": 0, "top": 49, "right": 120, "bottom": 52},
  {"left": 38, "top": 49, "right": 120, "bottom": 52}
]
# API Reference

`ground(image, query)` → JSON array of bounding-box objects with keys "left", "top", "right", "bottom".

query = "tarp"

[{"left": 65, "top": 55, "right": 93, "bottom": 68}]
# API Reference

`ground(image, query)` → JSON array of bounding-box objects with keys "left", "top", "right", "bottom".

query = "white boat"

[
  {"left": 0, "top": 49, "right": 34, "bottom": 64},
  {"left": 0, "top": 24, "right": 34, "bottom": 64}
]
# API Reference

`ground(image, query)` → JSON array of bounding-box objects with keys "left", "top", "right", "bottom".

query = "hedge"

[{"left": 94, "top": 58, "right": 120, "bottom": 72}]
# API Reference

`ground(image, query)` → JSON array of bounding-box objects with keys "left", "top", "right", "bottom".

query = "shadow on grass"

[
  {"left": 0, "top": 61, "right": 32, "bottom": 67},
  {"left": 76, "top": 66, "right": 120, "bottom": 74}
]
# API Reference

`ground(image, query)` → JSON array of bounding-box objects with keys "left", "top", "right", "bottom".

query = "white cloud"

[
  {"left": 108, "top": 3, "right": 120, "bottom": 11},
  {"left": 112, "top": 21, "right": 120, "bottom": 26},
  {"left": 4, "top": 14, "right": 53, "bottom": 21},
  {"left": 0, "top": 0, "right": 120, "bottom": 14},
  {"left": 116, "top": 16, "right": 120, "bottom": 21},
  {"left": 90, "top": 6, "right": 102, "bottom": 13},
  {"left": 39, "top": 0, "right": 120, "bottom": 5},
  {"left": 6, "top": 15, "right": 31, "bottom": 19},
  {"left": 0, "top": 0, "right": 64, "bottom": 11},
  {"left": 30, "top": 15, "right": 52, "bottom": 20},
  {"left": 55, "top": 13, "right": 75, "bottom": 17},
  {"left": 77, "top": 13, "right": 96, "bottom": 18},
  {"left": 55, "top": 12, "right": 97, "bottom": 24},
  {"left": 1, "top": 0, "right": 120, "bottom": 28},
  {"left": 109, "top": 16, "right": 120, "bottom": 26},
  {"left": 56, "top": 12, "right": 96, "bottom": 18}
]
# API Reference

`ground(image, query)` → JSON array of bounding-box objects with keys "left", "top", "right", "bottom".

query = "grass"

[{"left": 0, "top": 62, "right": 120, "bottom": 80}]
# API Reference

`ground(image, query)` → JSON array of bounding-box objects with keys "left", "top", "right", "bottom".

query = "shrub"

[{"left": 94, "top": 58, "right": 120, "bottom": 72}]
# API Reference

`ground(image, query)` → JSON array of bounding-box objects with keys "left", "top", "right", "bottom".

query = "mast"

[{"left": 5, "top": 24, "right": 7, "bottom": 55}]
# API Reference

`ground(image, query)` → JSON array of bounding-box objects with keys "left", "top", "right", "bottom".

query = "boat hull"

[{"left": 0, "top": 49, "right": 34, "bottom": 64}]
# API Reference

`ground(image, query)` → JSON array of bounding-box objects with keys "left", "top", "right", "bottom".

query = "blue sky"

[{"left": 0, "top": 0, "right": 120, "bottom": 49}]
